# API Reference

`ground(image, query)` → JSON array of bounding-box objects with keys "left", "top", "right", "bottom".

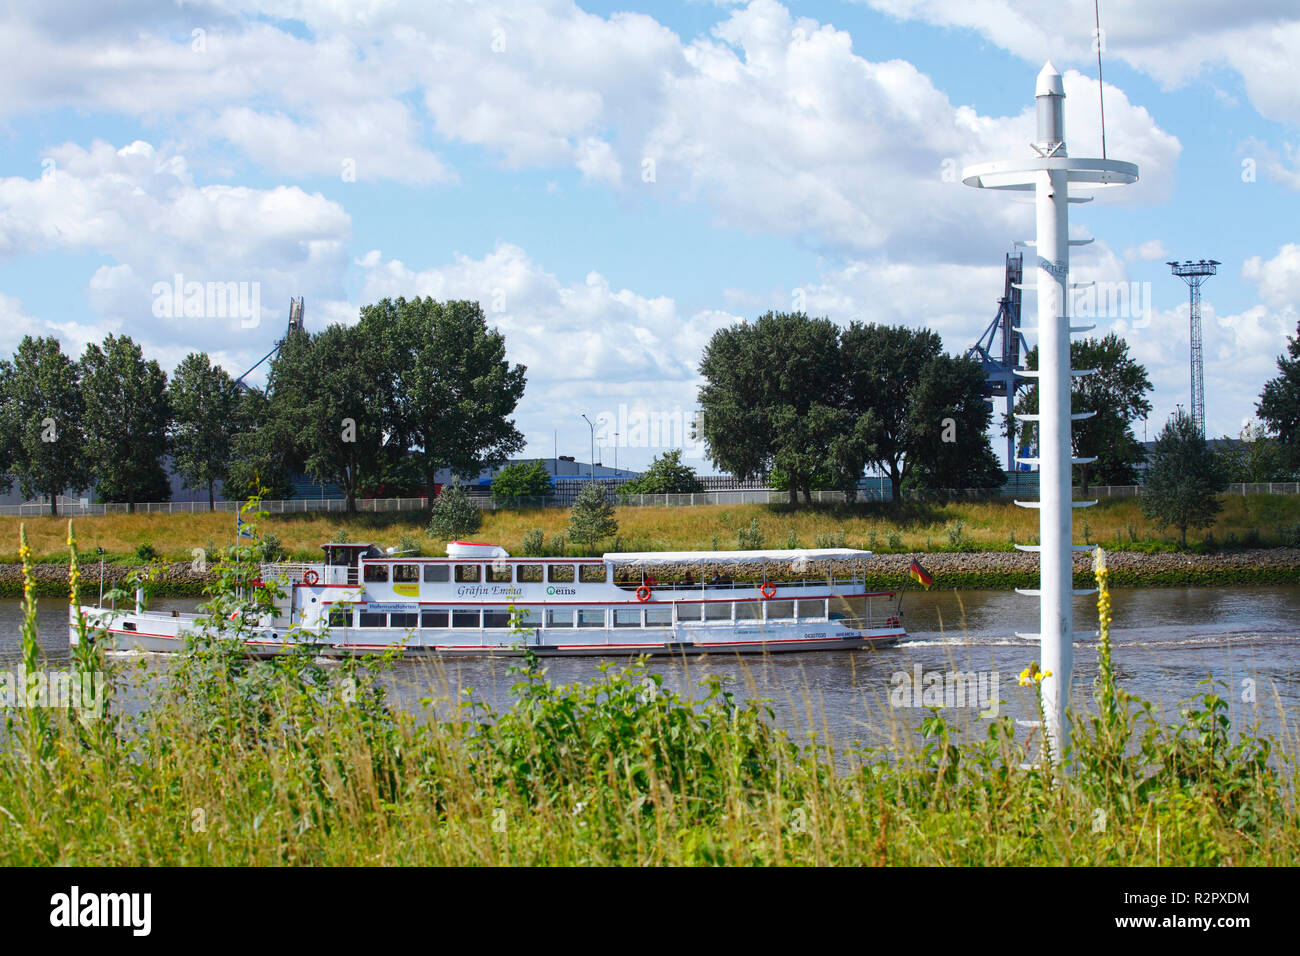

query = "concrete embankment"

[{"left": 2, "top": 549, "right": 1298, "bottom": 598}]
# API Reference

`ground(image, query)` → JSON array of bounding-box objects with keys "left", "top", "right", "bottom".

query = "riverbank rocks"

[
  {"left": 0, "top": 561, "right": 213, "bottom": 599},
  {"left": 2, "top": 548, "right": 1298, "bottom": 598},
  {"left": 869, "top": 548, "right": 1300, "bottom": 589}
]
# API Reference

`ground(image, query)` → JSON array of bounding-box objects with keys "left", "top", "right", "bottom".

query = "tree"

[
  {"left": 901, "top": 353, "right": 1004, "bottom": 492},
  {"left": 1140, "top": 410, "right": 1229, "bottom": 547},
  {"left": 169, "top": 352, "right": 240, "bottom": 509},
  {"left": 0, "top": 336, "right": 88, "bottom": 513},
  {"left": 360, "top": 297, "right": 527, "bottom": 499},
  {"left": 840, "top": 323, "right": 945, "bottom": 500},
  {"left": 1215, "top": 421, "right": 1292, "bottom": 483},
  {"left": 698, "top": 312, "right": 869, "bottom": 505},
  {"left": 224, "top": 386, "right": 297, "bottom": 501},
  {"left": 568, "top": 482, "right": 618, "bottom": 554},
  {"left": 1015, "top": 335, "right": 1153, "bottom": 492},
  {"left": 1258, "top": 318, "right": 1300, "bottom": 470},
  {"left": 491, "top": 460, "right": 554, "bottom": 499},
  {"left": 428, "top": 483, "right": 483, "bottom": 540},
  {"left": 268, "top": 322, "right": 398, "bottom": 512},
  {"left": 617, "top": 449, "right": 705, "bottom": 495},
  {"left": 0, "top": 362, "right": 13, "bottom": 496},
  {"left": 80, "top": 334, "right": 172, "bottom": 511}
]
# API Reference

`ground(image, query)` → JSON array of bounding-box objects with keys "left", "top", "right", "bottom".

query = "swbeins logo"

[{"left": 49, "top": 886, "right": 151, "bottom": 936}]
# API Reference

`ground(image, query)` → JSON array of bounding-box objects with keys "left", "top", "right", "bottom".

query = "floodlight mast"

[
  {"left": 962, "top": 64, "right": 1138, "bottom": 763},
  {"left": 1167, "top": 259, "right": 1219, "bottom": 437}
]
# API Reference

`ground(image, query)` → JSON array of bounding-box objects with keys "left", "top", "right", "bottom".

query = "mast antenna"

[{"left": 1094, "top": 0, "right": 1107, "bottom": 159}]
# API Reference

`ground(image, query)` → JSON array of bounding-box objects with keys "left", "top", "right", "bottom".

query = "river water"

[{"left": 5, "top": 586, "right": 1299, "bottom": 748}]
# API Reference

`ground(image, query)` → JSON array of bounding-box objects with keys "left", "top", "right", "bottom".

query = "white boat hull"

[{"left": 70, "top": 607, "right": 903, "bottom": 657}]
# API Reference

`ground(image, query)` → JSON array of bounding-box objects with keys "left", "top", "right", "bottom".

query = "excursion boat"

[{"left": 70, "top": 541, "right": 906, "bottom": 657}]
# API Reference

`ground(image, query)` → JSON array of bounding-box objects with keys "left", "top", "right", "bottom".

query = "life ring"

[
  {"left": 887, "top": 616, "right": 900, "bottom": 627},
  {"left": 760, "top": 582, "right": 776, "bottom": 599},
  {"left": 636, "top": 585, "right": 651, "bottom": 603},
  {"left": 303, "top": 569, "right": 319, "bottom": 586}
]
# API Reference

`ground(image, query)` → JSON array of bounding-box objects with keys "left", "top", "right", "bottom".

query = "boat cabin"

[{"left": 322, "top": 542, "right": 384, "bottom": 585}]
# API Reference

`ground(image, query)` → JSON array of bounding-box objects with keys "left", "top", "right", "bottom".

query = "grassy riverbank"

[
  {"left": 4, "top": 495, "right": 1300, "bottom": 563},
  {"left": 2, "top": 534, "right": 1297, "bottom": 866},
  {"left": 2, "top": 497, "right": 1298, "bottom": 597}
]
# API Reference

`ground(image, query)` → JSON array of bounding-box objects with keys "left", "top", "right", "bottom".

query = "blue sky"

[{"left": 1, "top": 0, "right": 1297, "bottom": 473}]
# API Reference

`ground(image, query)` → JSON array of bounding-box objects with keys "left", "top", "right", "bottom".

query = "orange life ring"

[
  {"left": 887, "top": 616, "right": 900, "bottom": 627},
  {"left": 760, "top": 582, "right": 776, "bottom": 599},
  {"left": 303, "top": 569, "right": 319, "bottom": 586},
  {"left": 636, "top": 585, "right": 651, "bottom": 603}
]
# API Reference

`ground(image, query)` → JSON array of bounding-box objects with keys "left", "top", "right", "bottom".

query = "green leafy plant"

[
  {"left": 491, "top": 460, "right": 554, "bottom": 500},
  {"left": 428, "top": 483, "right": 483, "bottom": 540},
  {"left": 520, "top": 529, "right": 545, "bottom": 556},
  {"left": 568, "top": 484, "right": 618, "bottom": 554},
  {"left": 737, "top": 517, "right": 764, "bottom": 550}
]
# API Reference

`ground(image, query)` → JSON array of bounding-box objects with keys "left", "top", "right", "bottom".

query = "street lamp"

[
  {"left": 581, "top": 414, "right": 595, "bottom": 478},
  {"left": 614, "top": 432, "right": 619, "bottom": 474}
]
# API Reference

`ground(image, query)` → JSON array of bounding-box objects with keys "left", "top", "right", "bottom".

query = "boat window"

[
  {"left": 579, "top": 564, "right": 607, "bottom": 584},
  {"left": 548, "top": 564, "right": 575, "bottom": 583},
  {"left": 577, "top": 608, "right": 605, "bottom": 628},
  {"left": 486, "top": 563, "right": 512, "bottom": 583},
  {"left": 704, "top": 603, "right": 732, "bottom": 621},
  {"left": 644, "top": 607, "right": 672, "bottom": 627},
  {"left": 393, "top": 564, "right": 419, "bottom": 583},
  {"left": 452, "top": 609, "right": 480, "bottom": 628},
  {"left": 765, "top": 600, "right": 795, "bottom": 620},
  {"left": 327, "top": 608, "right": 351, "bottom": 628},
  {"left": 358, "top": 612, "right": 387, "bottom": 627},
  {"left": 421, "top": 609, "right": 449, "bottom": 628},
  {"left": 830, "top": 595, "right": 866, "bottom": 620},
  {"left": 512, "top": 607, "right": 542, "bottom": 627},
  {"left": 363, "top": 564, "right": 389, "bottom": 583},
  {"left": 389, "top": 612, "right": 418, "bottom": 628},
  {"left": 675, "top": 603, "right": 704, "bottom": 622},
  {"left": 454, "top": 564, "right": 481, "bottom": 583},
  {"left": 517, "top": 564, "right": 543, "bottom": 583},
  {"left": 798, "top": 599, "right": 826, "bottom": 620},
  {"left": 423, "top": 565, "right": 450, "bottom": 583},
  {"left": 735, "top": 601, "right": 761, "bottom": 620},
  {"left": 483, "top": 610, "right": 512, "bottom": 628},
  {"left": 546, "top": 608, "right": 574, "bottom": 628},
  {"left": 613, "top": 608, "right": 642, "bottom": 627}
]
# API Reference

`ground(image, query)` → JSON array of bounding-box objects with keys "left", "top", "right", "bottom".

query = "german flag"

[{"left": 909, "top": 558, "right": 934, "bottom": 590}]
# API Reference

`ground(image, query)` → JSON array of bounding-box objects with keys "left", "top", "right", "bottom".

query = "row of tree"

[
  {"left": 697, "top": 313, "right": 1004, "bottom": 502},
  {"left": 0, "top": 334, "right": 180, "bottom": 513},
  {"left": 6, "top": 301, "right": 1297, "bottom": 516},
  {"left": 693, "top": 308, "right": 1300, "bottom": 505},
  {"left": 0, "top": 297, "right": 528, "bottom": 514}
]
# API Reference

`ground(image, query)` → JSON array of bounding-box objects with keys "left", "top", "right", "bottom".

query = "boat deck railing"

[
  {"left": 613, "top": 576, "right": 867, "bottom": 592},
  {"left": 261, "top": 563, "right": 356, "bottom": 586},
  {"left": 834, "top": 616, "right": 903, "bottom": 632}
]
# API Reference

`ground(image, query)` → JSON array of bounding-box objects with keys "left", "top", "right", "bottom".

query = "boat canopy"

[
  {"left": 447, "top": 541, "right": 511, "bottom": 560},
  {"left": 602, "top": 548, "right": 872, "bottom": 567}
]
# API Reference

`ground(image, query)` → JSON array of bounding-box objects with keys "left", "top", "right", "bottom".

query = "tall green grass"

[
  {"left": 6, "top": 494, "right": 1300, "bottom": 563},
  {"left": 0, "top": 525, "right": 1295, "bottom": 865}
]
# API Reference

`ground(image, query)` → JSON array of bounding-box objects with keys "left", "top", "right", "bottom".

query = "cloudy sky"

[{"left": 1, "top": 0, "right": 1297, "bottom": 472}]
